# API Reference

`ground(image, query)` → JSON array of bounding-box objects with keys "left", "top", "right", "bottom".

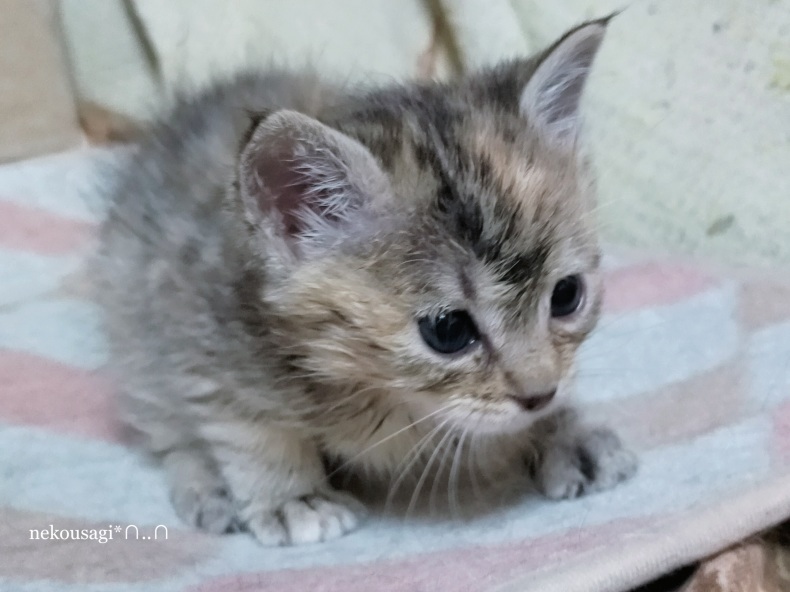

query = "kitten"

[{"left": 92, "top": 17, "right": 636, "bottom": 546}]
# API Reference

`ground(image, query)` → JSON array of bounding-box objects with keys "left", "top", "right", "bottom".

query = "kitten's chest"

[
  {"left": 320, "top": 406, "right": 437, "bottom": 477},
  {"left": 320, "top": 404, "right": 523, "bottom": 502}
]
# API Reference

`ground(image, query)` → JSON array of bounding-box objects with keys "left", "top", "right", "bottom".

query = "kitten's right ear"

[
  {"left": 237, "top": 110, "right": 390, "bottom": 258},
  {"left": 518, "top": 18, "right": 609, "bottom": 144},
  {"left": 468, "top": 17, "right": 611, "bottom": 145}
]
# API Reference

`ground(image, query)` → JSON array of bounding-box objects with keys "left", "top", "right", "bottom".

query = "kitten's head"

[{"left": 235, "top": 20, "right": 608, "bottom": 434}]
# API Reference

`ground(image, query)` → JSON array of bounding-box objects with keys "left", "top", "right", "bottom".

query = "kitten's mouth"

[
  {"left": 416, "top": 388, "right": 564, "bottom": 435},
  {"left": 407, "top": 383, "right": 565, "bottom": 436},
  {"left": 427, "top": 403, "right": 546, "bottom": 436},
  {"left": 507, "top": 390, "right": 556, "bottom": 412}
]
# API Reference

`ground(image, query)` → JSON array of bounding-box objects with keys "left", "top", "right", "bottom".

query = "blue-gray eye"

[
  {"left": 418, "top": 310, "right": 479, "bottom": 354},
  {"left": 551, "top": 275, "right": 584, "bottom": 318}
]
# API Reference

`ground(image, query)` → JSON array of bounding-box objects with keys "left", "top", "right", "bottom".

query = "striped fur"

[{"left": 91, "top": 18, "right": 634, "bottom": 545}]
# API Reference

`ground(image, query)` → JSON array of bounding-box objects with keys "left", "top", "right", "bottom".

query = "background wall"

[
  {"left": 0, "top": 0, "right": 81, "bottom": 161},
  {"left": 580, "top": 0, "right": 790, "bottom": 268},
  {"left": 7, "top": 0, "right": 790, "bottom": 267}
]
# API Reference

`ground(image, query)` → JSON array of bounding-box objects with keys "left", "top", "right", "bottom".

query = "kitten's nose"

[{"left": 508, "top": 390, "right": 556, "bottom": 412}]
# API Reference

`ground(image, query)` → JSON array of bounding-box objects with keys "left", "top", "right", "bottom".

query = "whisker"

[
  {"left": 429, "top": 427, "right": 458, "bottom": 515},
  {"left": 407, "top": 426, "right": 456, "bottom": 518},
  {"left": 327, "top": 404, "right": 452, "bottom": 478},
  {"left": 448, "top": 425, "right": 470, "bottom": 518},
  {"left": 466, "top": 430, "right": 487, "bottom": 508},
  {"left": 385, "top": 418, "right": 451, "bottom": 511}
]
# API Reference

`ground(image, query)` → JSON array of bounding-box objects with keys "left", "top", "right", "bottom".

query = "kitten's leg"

[
  {"left": 528, "top": 408, "right": 637, "bottom": 500},
  {"left": 162, "top": 447, "right": 239, "bottom": 534},
  {"left": 203, "top": 422, "right": 364, "bottom": 546}
]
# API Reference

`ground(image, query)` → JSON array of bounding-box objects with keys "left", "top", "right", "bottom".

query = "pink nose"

[{"left": 508, "top": 390, "right": 556, "bottom": 412}]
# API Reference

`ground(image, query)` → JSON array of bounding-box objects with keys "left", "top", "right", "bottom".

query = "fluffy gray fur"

[{"left": 92, "top": 18, "right": 636, "bottom": 545}]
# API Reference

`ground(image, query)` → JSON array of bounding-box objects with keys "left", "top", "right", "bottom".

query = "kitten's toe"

[
  {"left": 535, "top": 428, "right": 637, "bottom": 500},
  {"left": 171, "top": 484, "right": 238, "bottom": 534},
  {"left": 244, "top": 490, "right": 365, "bottom": 546},
  {"left": 535, "top": 449, "right": 590, "bottom": 500},
  {"left": 580, "top": 428, "right": 638, "bottom": 491}
]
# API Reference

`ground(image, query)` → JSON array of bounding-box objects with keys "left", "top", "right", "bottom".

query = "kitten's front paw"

[
  {"left": 171, "top": 482, "right": 239, "bottom": 534},
  {"left": 243, "top": 490, "right": 365, "bottom": 546},
  {"left": 535, "top": 428, "right": 637, "bottom": 500}
]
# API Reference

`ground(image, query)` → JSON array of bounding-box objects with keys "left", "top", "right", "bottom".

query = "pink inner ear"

[
  {"left": 254, "top": 146, "right": 313, "bottom": 237},
  {"left": 249, "top": 137, "right": 346, "bottom": 240}
]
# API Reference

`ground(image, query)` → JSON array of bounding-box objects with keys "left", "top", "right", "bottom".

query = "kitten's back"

[{"left": 92, "top": 71, "right": 337, "bottom": 446}]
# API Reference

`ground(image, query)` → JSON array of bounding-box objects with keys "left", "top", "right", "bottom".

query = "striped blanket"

[{"left": 1, "top": 149, "right": 789, "bottom": 592}]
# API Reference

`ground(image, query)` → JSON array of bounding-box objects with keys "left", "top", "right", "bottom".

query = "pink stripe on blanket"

[
  {"left": 0, "top": 200, "right": 93, "bottom": 255},
  {"left": 772, "top": 400, "right": 790, "bottom": 464},
  {"left": 0, "top": 349, "right": 121, "bottom": 441},
  {"left": 604, "top": 261, "right": 717, "bottom": 313},
  {"left": 189, "top": 518, "right": 654, "bottom": 592}
]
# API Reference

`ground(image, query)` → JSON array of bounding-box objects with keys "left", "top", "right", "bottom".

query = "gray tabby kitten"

[{"left": 93, "top": 17, "right": 636, "bottom": 546}]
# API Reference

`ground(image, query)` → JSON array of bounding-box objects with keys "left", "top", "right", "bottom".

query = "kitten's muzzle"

[{"left": 508, "top": 390, "right": 556, "bottom": 412}]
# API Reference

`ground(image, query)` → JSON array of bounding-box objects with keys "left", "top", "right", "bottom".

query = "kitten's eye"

[
  {"left": 418, "top": 310, "right": 479, "bottom": 355},
  {"left": 551, "top": 275, "right": 584, "bottom": 318}
]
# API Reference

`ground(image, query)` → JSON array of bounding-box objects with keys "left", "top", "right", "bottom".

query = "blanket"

[{"left": 1, "top": 148, "right": 790, "bottom": 592}]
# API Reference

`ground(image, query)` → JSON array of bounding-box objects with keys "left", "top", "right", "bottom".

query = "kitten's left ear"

[
  {"left": 519, "top": 18, "right": 609, "bottom": 144},
  {"left": 237, "top": 110, "right": 390, "bottom": 259}
]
